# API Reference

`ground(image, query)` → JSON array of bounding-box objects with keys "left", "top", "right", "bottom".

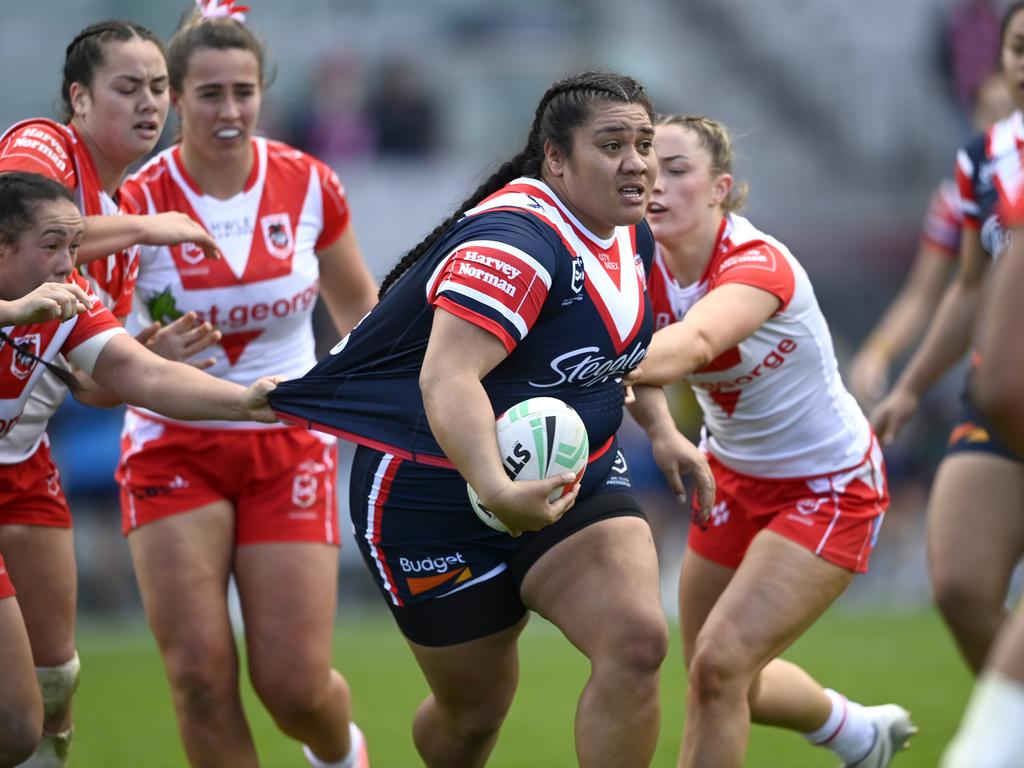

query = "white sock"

[
  {"left": 803, "top": 688, "right": 876, "bottom": 763},
  {"left": 942, "top": 672, "right": 1024, "bottom": 768},
  {"left": 303, "top": 722, "right": 365, "bottom": 768}
]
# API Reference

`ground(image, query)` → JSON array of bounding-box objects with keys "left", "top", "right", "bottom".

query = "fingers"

[
  {"left": 197, "top": 235, "right": 223, "bottom": 261},
  {"left": 190, "top": 357, "right": 217, "bottom": 370},
  {"left": 61, "top": 282, "right": 95, "bottom": 310},
  {"left": 547, "top": 482, "right": 580, "bottom": 520},
  {"left": 135, "top": 322, "right": 162, "bottom": 346},
  {"left": 623, "top": 384, "right": 635, "bottom": 405},
  {"left": 695, "top": 464, "right": 716, "bottom": 523}
]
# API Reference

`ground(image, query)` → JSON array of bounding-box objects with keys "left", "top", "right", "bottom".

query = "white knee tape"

[
  {"left": 35, "top": 653, "right": 80, "bottom": 719},
  {"left": 17, "top": 727, "right": 73, "bottom": 768}
]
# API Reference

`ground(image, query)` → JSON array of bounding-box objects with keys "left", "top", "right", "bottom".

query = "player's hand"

[
  {"left": 139, "top": 312, "right": 222, "bottom": 369},
  {"left": 648, "top": 424, "right": 715, "bottom": 524},
  {"left": 848, "top": 347, "right": 891, "bottom": 408},
  {"left": 241, "top": 375, "right": 283, "bottom": 423},
  {"left": 871, "top": 387, "right": 919, "bottom": 445},
  {"left": 476, "top": 473, "right": 580, "bottom": 536},
  {"left": 0, "top": 282, "right": 94, "bottom": 325},
  {"left": 143, "top": 212, "right": 222, "bottom": 260}
]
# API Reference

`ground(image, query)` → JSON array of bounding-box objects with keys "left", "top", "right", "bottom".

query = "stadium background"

[{"left": 0, "top": 1, "right": 1007, "bottom": 765}]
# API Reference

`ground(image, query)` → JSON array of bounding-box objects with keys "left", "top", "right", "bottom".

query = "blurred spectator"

[
  {"left": 367, "top": 57, "right": 439, "bottom": 158},
  {"left": 291, "top": 52, "right": 374, "bottom": 165},
  {"left": 944, "top": 0, "right": 1001, "bottom": 111}
]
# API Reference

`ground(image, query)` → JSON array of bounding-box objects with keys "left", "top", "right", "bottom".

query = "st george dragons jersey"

[
  {"left": 0, "top": 274, "right": 124, "bottom": 463},
  {"left": 647, "top": 213, "right": 870, "bottom": 478},
  {"left": 956, "top": 110, "right": 1024, "bottom": 260},
  {"left": 920, "top": 178, "right": 963, "bottom": 258},
  {"left": 119, "top": 138, "right": 350, "bottom": 429},
  {"left": 270, "top": 177, "right": 653, "bottom": 494}
]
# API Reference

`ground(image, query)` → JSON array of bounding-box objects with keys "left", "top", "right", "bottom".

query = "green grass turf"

[{"left": 71, "top": 607, "right": 971, "bottom": 767}]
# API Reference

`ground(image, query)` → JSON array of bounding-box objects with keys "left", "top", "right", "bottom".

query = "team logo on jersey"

[
  {"left": 8, "top": 333, "right": 40, "bottom": 380},
  {"left": 180, "top": 242, "right": 206, "bottom": 265},
  {"left": 260, "top": 214, "right": 294, "bottom": 260},
  {"left": 291, "top": 458, "right": 325, "bottom": 508}
]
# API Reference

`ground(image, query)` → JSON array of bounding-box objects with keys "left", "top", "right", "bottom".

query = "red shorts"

[
  {"left": 688, "top": 438, "right": 888, "bottom": 573},
  {"left": 0, "top": 439, "right": 71, "bottom": 528},
  {"left": 0, "top": 554, "right": 14, "bottom": 599},
  {"left": 117, "top": 416, "right": 340, "bottom": 545}
]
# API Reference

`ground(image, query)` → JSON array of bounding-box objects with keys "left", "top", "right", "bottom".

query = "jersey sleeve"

[
  {"left": 61, "top": 274, "right": 126, "bottom": 376},
  {"left": 920, "top": 179, "right": 962, "bottom": 257},
  {"left": 0, "top": 122, "right": 76, "bottom": 188},
  {"left": 955, "top": 144, "right": 981, "bottom": 230},
  {"left": 713, "top": 241, "right": 795, "bottom": 310},
  {"left": 425, "top": 214, "right": 557, "bottom": 353},
  {"left": 312, "top": 159, "right": 350, "bottom": 251}
]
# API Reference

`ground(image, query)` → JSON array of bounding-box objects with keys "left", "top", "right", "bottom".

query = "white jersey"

[
  {"left": 120, "top": 138, "right": 350, "bottom": 430},
  {"left": 647, "top": 213, "right": 870, "bottom": 478}
]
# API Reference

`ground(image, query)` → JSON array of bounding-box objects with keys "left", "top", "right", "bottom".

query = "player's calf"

[{"left": 19, "top": 653, "right": 79, "bottom": 768}]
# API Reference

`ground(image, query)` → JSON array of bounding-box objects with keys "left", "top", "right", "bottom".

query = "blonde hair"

[{"left": 655, "top": 114, "right": 748, "bottom": 213}]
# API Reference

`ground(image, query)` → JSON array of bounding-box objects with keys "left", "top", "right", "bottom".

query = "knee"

[
  {"left": 593, "top": 610, "right": 669, "bottom": 683},
  {"left": 164, "top": 643, "right": 234, "bottom": 716},
  {"left": 932, "top": 570, "right": 995, "bottom": 624},
  {"left": 430, "top": 693, "right": 511, "bottom": 744},
  {"left": 250, "top": 662, "right": 334, "bottom": 725},
  {"left": 687, "top": 631, "right": 752, "bottom": 705},
  {"left": 0, "top": 709, "right": 42, "bottom": 767}
]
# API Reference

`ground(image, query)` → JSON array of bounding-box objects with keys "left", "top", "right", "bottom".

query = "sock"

[
  {"left": 942, "top": 672, "right": 1024, "bottom": 767},
  {"left": 303, "top": 722, "right": 365, "bottom": 768},
  {"left": 803, "top": 688, "right": 876, "bottom": 764}
]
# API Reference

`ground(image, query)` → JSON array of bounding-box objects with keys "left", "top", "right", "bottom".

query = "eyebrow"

[
  {"left": 595, "top": 124, "right": 655, "bottom": 136},
  {"left": 113, "top": 74, "right": 169, "bottom": 84},
  {"left": 40, "top": 227, "right": 72, "bottom": 237},
  {"left": 660, "top": 154, "right": 689, "bottom": 162}
]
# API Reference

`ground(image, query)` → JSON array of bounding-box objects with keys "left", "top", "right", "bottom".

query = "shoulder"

[
  {"left": 120, "top": 149, "right": 174, "bottom": 211},
  {"left": 0, "top": 119, "right": 76, "bottom": 183}
]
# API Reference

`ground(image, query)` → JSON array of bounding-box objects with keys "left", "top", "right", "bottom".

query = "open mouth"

[
  {"left": 619, "top": 184, "right": 645, "bottom": 201},
  {"left": 647, "top": 202, "right": 667, "bottom": 214},
  {"left": 133, "top": 120, "right": 159, "bottom": 134},
  {"left": 216, "top": 128, "right": 242, "bottom": 140}
]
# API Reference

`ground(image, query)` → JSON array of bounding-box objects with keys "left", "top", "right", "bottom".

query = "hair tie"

[{"left": 195, "top": 0, "right": 250, "bottom": 22}]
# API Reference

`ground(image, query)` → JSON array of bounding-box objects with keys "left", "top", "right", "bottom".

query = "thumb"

[{"left": 135, "top": 322, "right": 161, "bottom": 346}]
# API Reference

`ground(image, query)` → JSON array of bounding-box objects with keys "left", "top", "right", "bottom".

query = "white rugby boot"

[{"left": 843, "top": 705, "right": 917, "bottom": 768}]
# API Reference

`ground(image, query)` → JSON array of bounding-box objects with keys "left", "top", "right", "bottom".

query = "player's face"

[
  {"left": 1001, "top": 9, "right": 1024, "bottom": 108},
  {"left": 972, "top": 75, "right": 1015, "bottom": 133},
  {"left": 647, "top": 124, "right": 729, "bottom": 246},
  {"left": 175, "top": 47, "right": 262, "bottom": 168},
  {"left": 0, "top": 199, "right": 83, "bottom": 300},
  {"left": 545, "top": 103, "right": 655, "bottom": 238},
  {"left": 72, "top": 39, "right": 169, "bottom": 175}
]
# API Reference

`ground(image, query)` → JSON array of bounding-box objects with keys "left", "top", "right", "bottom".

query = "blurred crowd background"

[{"left": 0, "top": 0, "right": 1011, "bottom": 617}]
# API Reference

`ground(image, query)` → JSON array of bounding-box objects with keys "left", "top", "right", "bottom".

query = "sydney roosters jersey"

[
  {"left": 647, "top": 214, "right": 870, "bottom": 478},
  {"left": 119, "top": 138, "right": 349, "bottom": 429},
  {"left": 920, "top": 179, "right": 962, "bottom": 258},
  {"left": 0, "top": 119, "right": 137, "bottom": 316},
  {"left": 956, "top": 110, "right": 1024, "bottom": 260},
  {"left": 0, "top": 274, "right": 124, "bottom": 462},
  {"left": 271, "top": 177, "right": 653, "bottom": 493}
]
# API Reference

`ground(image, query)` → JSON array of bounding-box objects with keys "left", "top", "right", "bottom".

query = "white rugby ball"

[{"left": 468, "top": 396, "right": 589, "bottom": 532}]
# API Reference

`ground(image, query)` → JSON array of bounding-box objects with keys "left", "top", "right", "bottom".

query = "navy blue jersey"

[
  {"left": 270, "top": 177, "right": 654, "bottom": 493},
  {"left": 955, "top": 110, "right": 1024, "bottom": 260}
]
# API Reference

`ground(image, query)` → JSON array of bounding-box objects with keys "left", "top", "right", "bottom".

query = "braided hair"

[
  {"left": 60, "top": 21, "right": 164, "bottom": 122},
  {"left": 377, "top": 71, "right": 653, "bottom": 297},
  {"left": 0, "top": 173, "right": 83, "bottom": 393}
]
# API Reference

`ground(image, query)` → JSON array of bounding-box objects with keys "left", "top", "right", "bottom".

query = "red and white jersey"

[
  {"left": 120, "top": 138, "right": 349, "bottom": 429},
  {"left": 920, "top": 178, "right": 962, "bottom": 258},
  {"left": 0, "top": 119, "right": 138, "bottom": 317},
  {"left": 647, "top": 213, "right": 871, "bottom": 478},
  {"left": 0, "top": 274, "right": 124, "bottom": 463}
]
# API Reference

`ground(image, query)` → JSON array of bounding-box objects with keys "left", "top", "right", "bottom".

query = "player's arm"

[
  {"left": 633, "top": 283, "right": 781, "bottom": 385},
  {"left": 872, "top": 229, "right": 988, "bottom": 443},
  {"left": 0, "top": 282, "right": 94, "bottom": 325},
  {"left": 972, "top": 229, "right": 1024, "bottom": 454},
  {"left": 420, "top": 309, "right": 577, "bottom": 535},
  {"left": 627, "top": 385, "right": 715, "bottom": 521},
  {"left": 87, "top": 333, "right": 277, "bottom": 422},
  {"left": 316, "top": 226, "right": 378, "bottom": 337},
  {"left": 77, "top": 213, "right": 220, "bottom": 264},
  {"left": 849, "top": 241, "right": 956, "bottom": 405}
]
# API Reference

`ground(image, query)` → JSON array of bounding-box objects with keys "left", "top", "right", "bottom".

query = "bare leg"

[
  {"left": 128, "top": 502, "right": 257, "bottom": 768},
  {"left": 406, "top": 617, "right": 527, "bottom": 768},
  {"left": 0, "top": 596, "right": 42, "bottom": 767},
  {"left": 523, "top": 516, "right": 668, "bottom": 768},
  {"left": 927, "top": 453, "right": 1024, "bottom": 672},
  {"left": 235, "top": 542, "right": 354, "bottom": 762}
]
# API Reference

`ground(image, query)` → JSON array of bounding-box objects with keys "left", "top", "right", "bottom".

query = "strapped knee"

[{"left": 36, "top": 653, "right": 80, "bottom": 719}]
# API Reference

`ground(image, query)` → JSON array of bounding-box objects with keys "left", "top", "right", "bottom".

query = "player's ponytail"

[{"left": 378, "top": 71, "right": 652, "bottom": 298}]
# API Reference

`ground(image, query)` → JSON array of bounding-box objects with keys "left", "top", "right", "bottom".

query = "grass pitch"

[{"left": 72, "top": 607, "right": 971, "bottom": 767}]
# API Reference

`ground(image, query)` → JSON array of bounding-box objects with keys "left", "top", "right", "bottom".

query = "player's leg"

[
  {"left": 0, "top": 562, "right": 42, "bottom": 768},
  {"left": 521, "top": 509, "right": 668, "bottom": 768},
  {"left": 127, "top": 502, "right": 256, "bottom": 768},
  {"left": 927, "top": 451, "right": 1024, "bottom": 672}
]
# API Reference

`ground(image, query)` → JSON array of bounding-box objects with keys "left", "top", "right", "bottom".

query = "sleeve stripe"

[
  {"left": 434, "top": 281, "right": 530, "bottom": 339},
  {"left": 433, "top": 296, "right": 517, "bottom": 354},
  {"left": 65, "top": 327, "right": 125, "bottom": 377}
]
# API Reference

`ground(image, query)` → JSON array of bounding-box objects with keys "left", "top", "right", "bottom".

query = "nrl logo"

[{"left": 260, "top": 213, "right": 293, "bottom": 260}]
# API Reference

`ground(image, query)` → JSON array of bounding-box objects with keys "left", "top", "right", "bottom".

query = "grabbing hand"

[
  {"left": 0, "top": 282, "right": 94, "bottom": 325},
  {"left": 649, "top": 426, "right": 716, "bottom": 525},
  {"left": 241, "top": 375, "right": 283, "bottom": 423},
  {"left": 137, "top": 311, "right": 222, "bottom": 369},
  {"left": 871, "top": 387, "right": 919, "bottom": 445},
  {"left": 476, "top": 473, "right": 580, "bottom": 536},
  {"left": 143, "top": 212, "right": 222, "bottom": 260}
]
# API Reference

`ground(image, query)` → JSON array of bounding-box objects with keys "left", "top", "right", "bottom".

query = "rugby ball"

[{"left": 468, "top": 397, "right": 589, "bottom": 532}]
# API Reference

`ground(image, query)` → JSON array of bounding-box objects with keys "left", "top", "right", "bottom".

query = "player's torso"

[{"left": 124, "top": 139, "right": 326, "bottom": 387}]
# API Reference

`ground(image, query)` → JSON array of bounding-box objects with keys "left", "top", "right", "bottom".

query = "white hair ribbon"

[{"left": 195, "top": 0, "right": 250, "bottom": 22}]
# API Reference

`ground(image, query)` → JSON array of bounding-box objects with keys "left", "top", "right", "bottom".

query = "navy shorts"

[
  {"left": 349, "top": 441, "right": 644, "bottom": 646},
  {"left": 947, "top": 399, "right": 1019, "bottom": 461}
]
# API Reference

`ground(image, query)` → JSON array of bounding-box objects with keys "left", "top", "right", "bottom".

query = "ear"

[
  {"left": 543, "top": 139, "right": 567, "bottom": 178},
  {"left": 710, "top": 173, "right": 733, "bottom": 208},
  {"left": 68, "top": 82, "right": 90, "bottom": 119},
  {"left": 170, "top": 89, "right": 183, "bottom": 111}
]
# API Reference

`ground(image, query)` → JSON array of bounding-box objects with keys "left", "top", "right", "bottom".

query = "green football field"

[{"left": 69, "top": 606, "right": 972, "bottom": 767}]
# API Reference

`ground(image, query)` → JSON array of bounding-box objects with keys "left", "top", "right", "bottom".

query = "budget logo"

[
  {"left": 9, "top": 334, "right": 40, "bottom": 379},
  {"left": 260, "top": 213, "right": 294, "bottom": 259}
]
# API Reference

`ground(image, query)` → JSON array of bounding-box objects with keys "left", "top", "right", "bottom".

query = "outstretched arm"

[{"left": 77, "top": 213, "right": 220, "bottom": 264}]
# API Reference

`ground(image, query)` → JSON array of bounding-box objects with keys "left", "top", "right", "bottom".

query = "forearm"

[
  {"left": 78, "top": 215, "right": 146, "bottom": 263},
  {"left": 626, "top": 384, "right": 679, "bottom": 440},
  {"left": 641, "top": 323, "right": 714, "bottom": 385},
  {"left": 863, "top": 253, "right": 952, "bottom": 361}
]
